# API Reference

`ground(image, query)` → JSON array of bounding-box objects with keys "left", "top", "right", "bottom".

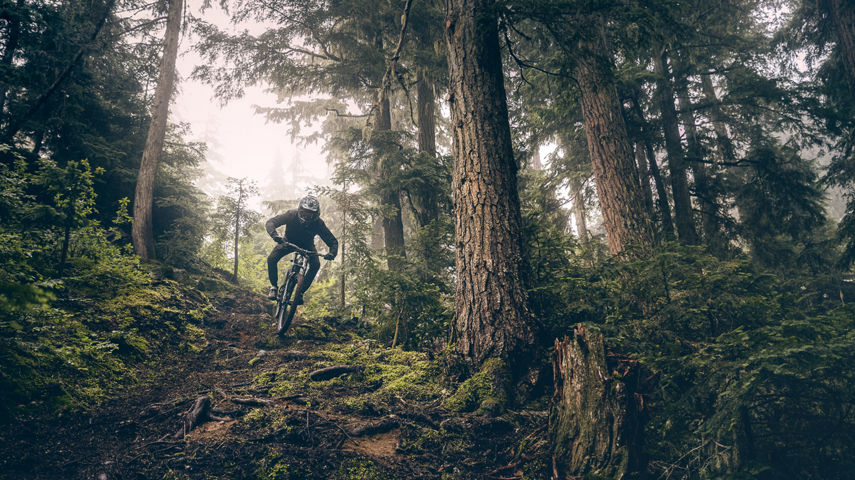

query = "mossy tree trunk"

[{"left": 550, "top": 325, "right": 645, "bottom": 479}]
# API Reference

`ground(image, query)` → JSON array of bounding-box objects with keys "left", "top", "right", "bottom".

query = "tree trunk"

[
  {"left": 132, "top": 0, "right": 182, "bottom": 259},
  {"left": 635, "top": 143, "right": 655, "bottom": 224},
  {"left": 831, "top": 0, "right": 855, "bottom": 95},
  {"left": 675, "top": 72, "right": 724, "bottom": 250},
  {"left": 340, "top": 194, "right": 347, "bottom": 308},
  {"left": 550, "top": 326, "right": 645, "bottom": 480},
  {"left": 415, "top": 70, "right": 440, "bottom": 226},
  {"left": 376, "top": 80, "right": 406, "bottom": 272},
  {"left": 232, "top": 208, "right": 240, "bottom": 282},
  {"left": 573, "top": 23, "right": 655, "bottom": 255},
  {"left": 628, "top": 93, "right": 675, "bottom": 240},
  {"left": 59, "top": 219, "right": 72, "bottom": 278},
  {"left": 417, "top": 71, "right": 437, "bottom": 158},
  {"left": 700, "top": 74, "right": 736, "bottom": 164},
  {"left": 569, "top": 174, "right": 589, "bottom": 244},
  {"left": 654, "top": 51, "right": 698, "bottom": 244},
  {"left": 445, "top": 0, "right": 536, "bottom": 367}
]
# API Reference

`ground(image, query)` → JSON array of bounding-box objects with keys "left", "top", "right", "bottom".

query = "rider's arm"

[
  {"left": 317, "top": 219, "right": 338, "bottom": 257},
  {"left": 265, "top": 211, "right": 295, "bottom": 241}
]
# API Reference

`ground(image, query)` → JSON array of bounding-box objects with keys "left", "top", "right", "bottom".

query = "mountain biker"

[{"left": 265, "top": 195, "right": 338, "bottom": 304}]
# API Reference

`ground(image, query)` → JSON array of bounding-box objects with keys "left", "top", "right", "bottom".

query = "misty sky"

[{"left": 171, "top": 2, "right": 331, "bottom": 202}]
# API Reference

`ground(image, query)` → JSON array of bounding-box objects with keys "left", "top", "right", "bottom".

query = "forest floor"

[{"left": 0, "top": 286, "right": 550, "bottom": 479}]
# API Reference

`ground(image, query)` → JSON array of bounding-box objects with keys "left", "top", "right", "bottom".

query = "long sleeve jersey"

[{"left": 265, "top": 209, "right": 338, "bottom": 255}]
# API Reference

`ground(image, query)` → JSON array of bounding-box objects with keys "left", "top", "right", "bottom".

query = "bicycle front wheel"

[{"left": 276, "top": 274, "right": 298, "bottom": 335}]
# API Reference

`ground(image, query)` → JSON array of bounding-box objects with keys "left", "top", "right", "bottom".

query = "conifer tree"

[{"left": 132, "top": 0, "right": 183, "bottom": 259}]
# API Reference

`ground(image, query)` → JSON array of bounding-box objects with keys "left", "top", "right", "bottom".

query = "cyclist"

[{"left": 265, "top": 195, "right": 338, "bottom": 304}]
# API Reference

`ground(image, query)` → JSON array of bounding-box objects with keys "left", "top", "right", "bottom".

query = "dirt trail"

[{"left": 0, "top": 290, "right": 549, "bottom": 479}]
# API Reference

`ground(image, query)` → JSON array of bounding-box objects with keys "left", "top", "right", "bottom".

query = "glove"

[
  {"left": 323, "top": 253, "right": 336, "bottom": 261},
  {"left": 273, "top": 236, "right": 284, "bottom": 244}
]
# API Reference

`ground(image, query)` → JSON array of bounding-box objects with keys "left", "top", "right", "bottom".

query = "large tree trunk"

[
  {"left": 445, "top": 0, "right": 535, "bottom": 367},
  {"left": 675, "top": 71, "right": 724, "bottom": 250},
  {"left": 573, "top": 22, "right": 655, "bottom": 255},
  {"left": 376, "top": 86, "right": 406, "bottom": 272},
  {"left": 132, "top": 0, "right": 182, "bottom": 259},
  {"left": 831, "top": 0, "right": 855, "bottom": 95},
  {"left": 654, "top": 51, "right": 698, "bottom": 244},
  {"left": 550, "top": 326, "right": 645, "bottom": 480}
]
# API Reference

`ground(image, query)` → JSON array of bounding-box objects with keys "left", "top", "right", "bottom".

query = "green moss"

[
  {"left": 399, "top": 424, "right": 443, "bottom": 453},
  {"left": 253, "top": 449, "right": 306, "bottom": 480},
  {"left": 444, "top": 357, "right": 510, "bottom": 414},
  {"left": 333, "top": 457, "right": 391, "bottom": 480}
]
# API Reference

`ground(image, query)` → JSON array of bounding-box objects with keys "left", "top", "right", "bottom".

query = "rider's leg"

[
  {"left": 266, "top": 243, "right": 294, "bottom": 298},
  {"left": 294, "top": 254, "right": 321, "bottom": 304}
]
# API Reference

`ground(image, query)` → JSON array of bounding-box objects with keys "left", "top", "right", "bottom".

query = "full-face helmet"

[{"left": 297, "top": 195, "right": 320, "bottom": 223}]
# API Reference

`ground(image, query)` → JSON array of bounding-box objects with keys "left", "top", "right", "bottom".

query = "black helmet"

[{"left": 297, "top": 195, "right": 320, "bottom": 223}]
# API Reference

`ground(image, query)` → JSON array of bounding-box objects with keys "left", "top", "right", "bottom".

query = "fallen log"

[
  {"left": 309, "top": 365, "right": 364, "bottom": 381},
  {"left": 549, "top": 325, "right": 645, "bottom": 479},
  {"left": 232, "top": 396, "right": 275, "bottom": 407}
]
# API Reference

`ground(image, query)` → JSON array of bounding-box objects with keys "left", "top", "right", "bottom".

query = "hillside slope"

[{"left": 0, "top": 284, "right": 549, "bottom": 480}]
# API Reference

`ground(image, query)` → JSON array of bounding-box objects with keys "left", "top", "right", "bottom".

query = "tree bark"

[
  {"left": 573, "top": 24, "right": 655, "bottom": 255},
  {"left": 132, "top": 0, "right": 183, "bottom": 259},
  {"left": 830, "top": 0, "right": 855, "bottom": 95},
  {"left": 445, "top": 0, "right": 536, "bottom": 367},
  {"left": 654, "top": 51, "right": 698, "bottom": 244},
  {"left": 550, "top": 326, "right": 645, "bottom": 480}
]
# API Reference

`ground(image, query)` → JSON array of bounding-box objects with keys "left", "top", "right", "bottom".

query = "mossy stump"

[{"left": 549, "top": 325, "right": 645, "bottom": 479}]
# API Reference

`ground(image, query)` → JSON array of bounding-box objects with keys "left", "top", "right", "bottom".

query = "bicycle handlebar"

[{"left": 280, "top": 241, "right": 324, "bottom": 257}]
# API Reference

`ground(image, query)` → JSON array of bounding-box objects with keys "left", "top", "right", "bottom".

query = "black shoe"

[{"left": 268, "top": 286, "right": 277, "bottom": 300}]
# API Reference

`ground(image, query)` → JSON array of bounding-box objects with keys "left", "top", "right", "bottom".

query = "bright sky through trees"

[{"left": 172, "top": 1, "right": 330, "bottom": 202}]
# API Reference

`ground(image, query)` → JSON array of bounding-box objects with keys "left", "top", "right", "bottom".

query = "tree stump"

[{"left": 549, "top": 325, "right": 645, "bottom": 479}]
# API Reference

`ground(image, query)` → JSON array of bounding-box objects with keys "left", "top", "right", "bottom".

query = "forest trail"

[{"left": 0, "top": 287, "right": 549, "bottom": 480}]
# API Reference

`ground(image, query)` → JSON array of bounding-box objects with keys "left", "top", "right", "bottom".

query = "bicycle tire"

[
  {"left": 278, "top": 274, "right": 304, "bottom": 336},
  {"left": 276, "top": 274, "right": 298, "bottom": 335}
]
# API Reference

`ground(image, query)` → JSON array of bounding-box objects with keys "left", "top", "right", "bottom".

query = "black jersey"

[{"left": 265, "top": 209, "right": 338, "bottom": 254}]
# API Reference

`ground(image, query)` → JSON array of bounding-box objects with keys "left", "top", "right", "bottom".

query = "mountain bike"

[{"left": 273, "top": 242, "right": 324, "bottom": 336}]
